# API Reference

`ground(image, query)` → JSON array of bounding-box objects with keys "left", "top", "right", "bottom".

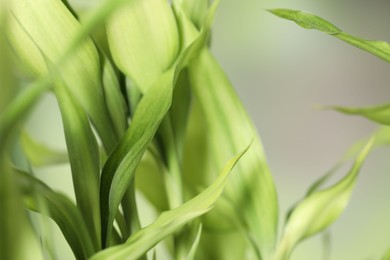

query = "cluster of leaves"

[{"left": 0, "top": 1, "right": 388, "bottom": 260}]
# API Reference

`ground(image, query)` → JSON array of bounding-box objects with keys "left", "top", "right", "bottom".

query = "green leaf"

[
  {"left": 177, "top": 0, "right": 209, "bottom": 29},
  {"left": 8, "top": 0, "right": 118, "bottom": 151},
  {"left": 0, "top": 24, "right": 42, "bottom": 260},
  {"left": 107, "top": 0, "right": 180, "bottom": 92},
  {"left": 15, "top": 169, "right": 95, "bottom": 259},
  {"left": 91, "top": 143, "right": 251, "bottom": 260},
  {"left": 20, "top": 131, "right": 69, "bottom": 167},
  {"left": 99, "top": 3, "right": 217, "bottom": 246},
  {"left": 186, "top": 223, "right": 203, "bottom": 260},
  {"left": 172, "top": 3, "right": 278, "bottom": 258},
  {"left": 274, "top": 139, "right": 373, "bottom": 260},
  {"left": 186, "top": 50, "right": 278, "bottom": 259},
  {"left": 0, "top": 160, "right": 43, "bottom": 260},
  {"left": 101, "top": 51, "right": 128, "bottom": 137},
  {"left": 328, "top": 103, "right": 390, "bottom": 126},
  {"left": 269, "top": 9, "right": 390, "bottom": 63},
  {"left": 54, "top": 83, "right": 101, "bottom": 251}
]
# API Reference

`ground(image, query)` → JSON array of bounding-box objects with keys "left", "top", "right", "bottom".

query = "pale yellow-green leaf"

[
  {"left": 0, "top": 36, "right": 43, "bottom": 253},
  {"left": 91, "top": 143, "right": 250, "bottom": 260},
  {"left": 274, "top": 140, "right": 373, "bottom": 260},
  {"left": 329, "top": 103, "right": 390, "bottom": 126},
  {"left": 8, "top": 0, "right": 117, "bottom": 150},
  {"left": 107, "top": 0, "right": 179, "bottom": 92},
  {"left": 177, "top": 0, "right": 209, "bottom": 29},
  {"left": 269, "top": 9, "right": 390, "bottom": 63},
  {"left": 101, "top": 53, "right": 128, "bottom": 137},
  {"left": 187, "top": 49, "right": 278, "bottom": 259},
  {"left": 175, "top": 2, "right": 278, "bottom": 258}
]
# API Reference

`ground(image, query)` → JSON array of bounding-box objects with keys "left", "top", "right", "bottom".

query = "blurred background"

[{"left": 27, "top": 0, "right": 390, "bottom": 259}]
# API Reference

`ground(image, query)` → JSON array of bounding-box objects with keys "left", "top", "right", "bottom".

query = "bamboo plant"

[{"left": 0, "top": 0, "right": 387, "bottom": 259}]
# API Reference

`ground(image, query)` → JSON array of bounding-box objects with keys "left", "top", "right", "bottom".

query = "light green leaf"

[
  {"left": 186, "top": 49, "right": 278, "bottom": 259},
  {"left": 92, "top": 143, "right": 251, "bottom": 260},
  {"left": 174, "top": 2, "right": 278, "bottom": 258},
  {"left": 328, "top": 103, "right": 390, "bottom": 126},
  {"left": 177, "top": 0, "right": 209, "bottom": 29},
  {"left": 101, "top": 51, "right": 128, "bottom": 137},
  {"left": 100, "top": 4, "right": 217, "bottom": 246},
  {"left": 20, "top": 131, "right": 69, "bottom": 167},
  {"left": 8, "top": 0, "right": 118, "bottom": 150},
  {"left": 186, "top": 223, "right": 203, "bottom": 260},
  {"left": 274, "top": 139, "right": 373, "bottom": 260},
  {"left": 16, "top": 169, "right": 95, "bottom": 259},
  {"left": 55, "top": 83, "right": 101, "bottom": 251},
  {"left": 269, "top": 9, "right": 390, "bottom": 63},
  {"left": 0, "top": 160, "right": 43, "bottom": 260},
  {"left": 107, "top": 0, "right": 179, "bottom": 92},
  {"left": 0, "top": 24, "right": 42, "bottom": 260}
]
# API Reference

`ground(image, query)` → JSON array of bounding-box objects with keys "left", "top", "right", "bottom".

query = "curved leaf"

[
  {"left": 15, "top": 169, "right": 95, "bottom": 259},
  {"left": 269, "top": 9, "right": 390, "bottom": 63},
  {"left": 55, "top": 83, "right": 101, "bottom": 251},
  {"left": 100, "top": 4, "right": 217, "bottom": 246},
  {"left": 8, "top": 0, "right": 117, "bottom": 150},
  {"left": 328, "top": 103, "right": 390, "bottom": 126},
  {"left": 274, "top": 139, "right": 373, "bottom": 260},
  {"left": 107, "top": 0, "right": 179, "bottom": 92},
  {"left": 92, "top": 143, "right": 250, "bottom": 260}
]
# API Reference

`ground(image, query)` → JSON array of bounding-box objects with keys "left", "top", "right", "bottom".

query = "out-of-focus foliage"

[{"left": 0, "top": 1, "right": 388, "bottom": 260}]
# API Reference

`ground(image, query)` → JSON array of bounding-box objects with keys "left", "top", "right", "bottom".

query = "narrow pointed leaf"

[
  {"left": 101, "top": 52, "right": 128, "bottom": 137},
  {"left": 20, "top": 131, "right": 69, "bottom": 167},
  {"left": 274, "top": 140, "right": 373, "bottom": 260},
  {"left": 100, "top": 5, "right": 217, "bottom": 246},
  {"left": 8, "top": 0, "right": 118, "bottom": 150},
  {"left": 186, "top": 223, "right": 203, "bottom": 260},
  {"left": 186, "top": 48, "right": 278, "bottom": 259},
  {"left": 92, "top": 144, "right": 250, "bottom": 260},
  {"left": 269, "top": 9, "right": 390, "bottom": 63},
  {"left": 107, "top": 0, "right": 180, "bottom": 92},
  {"left": 15, "top": 169, "right": 95, "bottom": 259},
  {"left": 55, "top": 83, "right": 101, "bottom": 250},
  {"left": 174, "top": 2, "right": 278, "bottom": 258},
  {"left": 329, "top": 103, "right": 390, "bottom": 126}
]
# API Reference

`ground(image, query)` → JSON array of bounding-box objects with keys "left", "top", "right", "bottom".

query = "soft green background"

[{"left": 27, "top": 0, "right": 390, "bottom": 259}]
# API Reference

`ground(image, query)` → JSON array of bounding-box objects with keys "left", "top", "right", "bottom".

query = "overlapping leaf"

[
  {"left": 274, "top": 140, "right": 373, "bottom": 260},
  {"left": 91, "top": 144, "right": 250, "bottom": 260},
  {"left": 8, "top": 0, "right": 117, "bottom": 150},
  {"left": 269, "top": 9, "right": 390, "bottom": 63},
  {"left": 0, "top": 18, "right": 42, "bottom": 259},
  {"left": 15, "top": 169, "right": 95, "bottom": 259},
  {"left": 107, "top": 0, "right": 180, "bottom": 92},
  {"left": 100, "top": 1, "right": 218, "bottom": 247},
  {"left": 54, "top": 82, "right": 101, "bottom": 251},
  {"left": 176, "top": 3, "right": 278, "bottom": 258}
]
